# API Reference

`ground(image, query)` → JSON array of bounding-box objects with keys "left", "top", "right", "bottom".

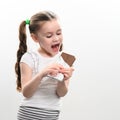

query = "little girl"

[{"left": 15, "top": 10, "right": 74, "bottom": 120}]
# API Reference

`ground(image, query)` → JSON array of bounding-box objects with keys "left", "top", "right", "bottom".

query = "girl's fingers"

[{"left": 60, "top": 67, "right": 74, "bottom": 80}]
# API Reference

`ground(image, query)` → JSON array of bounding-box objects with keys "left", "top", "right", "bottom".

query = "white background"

[{"left": 0, "top": 0, "right": 120, "bottom": 120}]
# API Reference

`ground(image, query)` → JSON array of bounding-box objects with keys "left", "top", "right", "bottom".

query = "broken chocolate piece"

[{"left": 61, "top": 52, "right": 76, "bottom": 66}]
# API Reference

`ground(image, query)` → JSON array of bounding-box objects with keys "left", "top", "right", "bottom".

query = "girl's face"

[{"left": 33, "top": 19, "right": 63, "bottom": 57}]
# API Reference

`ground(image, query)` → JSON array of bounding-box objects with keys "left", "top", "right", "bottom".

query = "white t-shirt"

[{"left": 20, "top": 50, "right": 69, "bottom": 110}]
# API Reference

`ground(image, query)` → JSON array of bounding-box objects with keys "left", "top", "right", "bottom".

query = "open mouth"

[
  {"left": 51, "top": 43, "right": 60, "bottom": 52},
  {"left": 51, "top": 43, "right": 60, "bottom": 48}
]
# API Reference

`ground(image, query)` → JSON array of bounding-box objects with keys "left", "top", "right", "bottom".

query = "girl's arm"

[
  {"left": 20, "top": 63, "right": 43, "bottom": 98},
  {"left": 56, "top": 79, "right": 69, "bottom": 97},
  {"left": 56, "top": 67, "right": 74, "bottom": 97}
]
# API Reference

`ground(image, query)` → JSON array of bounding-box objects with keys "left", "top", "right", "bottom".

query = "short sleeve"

[{"left": 20, "top": 52, "right": 34, "bottom": 69}]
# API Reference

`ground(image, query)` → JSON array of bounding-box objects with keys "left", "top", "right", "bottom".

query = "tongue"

[{"left": 52, "top": 46, "right": 59, "bottom": 52}]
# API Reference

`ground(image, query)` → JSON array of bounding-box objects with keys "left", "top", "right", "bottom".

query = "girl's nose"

[{"left": 53, "top": 35, "right": 59, "bottom": 41}]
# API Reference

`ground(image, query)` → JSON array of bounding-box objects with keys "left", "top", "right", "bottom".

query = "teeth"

[{"left": 52, "top": 44, "right": 59, "bottom": 48}]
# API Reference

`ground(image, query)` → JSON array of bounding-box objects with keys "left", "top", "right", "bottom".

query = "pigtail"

[{"left": 15, "top": 21, "right": 27, "bottom": 91}]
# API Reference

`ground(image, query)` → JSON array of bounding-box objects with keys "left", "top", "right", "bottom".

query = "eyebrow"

[{"left": 44, "top": 29, "right": 62, "bottom": 34}]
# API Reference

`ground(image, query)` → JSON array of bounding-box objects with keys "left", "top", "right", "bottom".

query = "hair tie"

[{"left": 25, "top": 19, "right": 30, "bottom": 25}]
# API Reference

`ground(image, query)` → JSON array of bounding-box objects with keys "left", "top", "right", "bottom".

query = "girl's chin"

[
  {"left": 52, "top": 51, "right": 59, "bottom": 55},
  {"left": 51, "top": 50, "right": 59, "bottom": 56}
]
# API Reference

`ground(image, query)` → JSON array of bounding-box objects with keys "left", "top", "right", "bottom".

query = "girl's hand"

[
  {"left": 41, "top": 63, "right": 64, "bottom": 77},
  {"left": 60, "top": 67, "right": 74, "bottom": 80}
]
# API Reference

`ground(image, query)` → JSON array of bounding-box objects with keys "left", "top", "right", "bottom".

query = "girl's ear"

[{"left": 31, "top": 33, "right": 39, "bottom": 43}]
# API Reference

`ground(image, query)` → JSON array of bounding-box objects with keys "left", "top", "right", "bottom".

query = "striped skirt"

[{"left": 17, "top": 106, "right": 60, "bottom": 120}]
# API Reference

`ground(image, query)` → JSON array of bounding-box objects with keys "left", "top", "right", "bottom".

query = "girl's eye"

[
  {"left": 46, "top": 34, "right": 52, "bottom": 38},
  {"left": 57, "top": 32, "right": 61, "bottom": 35},
  {"left": 46, "top": 32, "right": 62, "bottom": 38}
]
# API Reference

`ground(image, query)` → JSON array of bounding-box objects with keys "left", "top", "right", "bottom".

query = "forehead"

[{"left": 39, "top": 19, "right": 61, "bottom": 33}]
